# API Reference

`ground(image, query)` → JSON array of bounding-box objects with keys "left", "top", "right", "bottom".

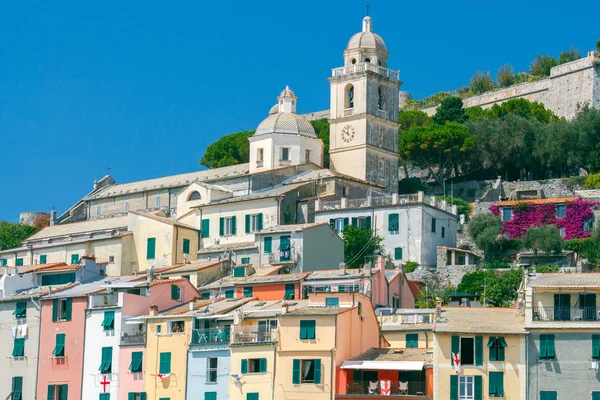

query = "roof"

[
  {"left": 255, "top": 112, "right": 317, "bottom": 138},
  {"left": 44, "top": 276, "right": 138, "bottom": 299},
  {"left": 85, "top": 163, "right": 249, "bottom": 200},
  {"left": 199, "top": 266, "right": 288, "bottom": 290},
  {"left": 154, "top": 260, "right": 226, "bottom": 274},
  {"left": 228, "top": 299, "right": 310, "bottom": 319},
  {"left": 201, "top": 181, "right": 311, "bottom": 206},
  {"left": 256, "top": 222, "right": 329, "bottom": 234},
  {"left": 26, "top": 263, "right": 83, "bottom": 274},
  {"left": 0, "top": 283, "right": 77, "bottom": 302},
  {"left": 434, "top": 308, "right": 526, "bottom": 334},
  {"left": 305, "top": 268, "right": 372, "bottom": 281},
  {"left": 346, "top": 347, "right": 433, "bottom": 365},
  {"left": 282, "top": 306, "right": 353, "bottom": 317},
  {"left": 284, "top": 168, "right": 385, "bottom": 188},
  {"left": 347, "top": 16, "right": 387, "bottom": 51},
  {"left": 384, "top": 270, "right": 401, "bottom": 283},
  {"left": 129, "top": 210, "right": 197, "bottom": 230},
  {"left": 408, "top": 280, "right": 421, "bottom": 299},
  {"left": 24, "top": 216, "right": 128, "bottom": 242},
  {"left": 494, "top": 197, "right": 578, "bottom": 207},
  {"left": 576, "top": 189, "right": 600, "bottom": 199},
  {"left": 528, "top": 273, "right": 600, "bottom": 288},
  {"left": 197, "top": 241, "right": 257, "bottom": 254}
]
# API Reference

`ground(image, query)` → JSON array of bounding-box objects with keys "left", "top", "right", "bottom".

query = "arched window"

[
  {"left": 365, "top": 57, "right": 371, "bottom": 63},
  {"left": 188, "top": 191, "right": 201, "bottom": 201},
  {"left": 351, "top": 58, "right": 357, "bottom": 65},
  {"left": 345, "top": 84, "right": 354, "bottom": 109},
  {"left": 378, "top": 86, "right": 386, "bottom": 110}
]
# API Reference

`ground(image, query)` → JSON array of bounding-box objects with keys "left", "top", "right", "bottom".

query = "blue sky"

[{"left": 1, "top": 0, "right": 599, "bottom": 222}]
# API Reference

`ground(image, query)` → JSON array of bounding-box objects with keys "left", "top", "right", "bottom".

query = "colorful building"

[
  {"left": 378, "top": 308, "right": 435, "bottom": 349},
  {"left": 433, "top": 307, "right": 527, "bottom": 400}
]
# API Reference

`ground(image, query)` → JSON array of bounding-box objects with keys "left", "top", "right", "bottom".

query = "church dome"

[
  {"left": 346, "top": 16, "right": 386, "bottom": 52},
  {"left": 254, "top": 86, "right": 316, "bottom": 138},
  {"left": 268, "top": 104, "right": 279, "bottom": 115}
]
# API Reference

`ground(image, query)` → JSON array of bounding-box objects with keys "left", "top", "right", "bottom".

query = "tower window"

[
  {"left": 378, "top": 60, "right": 382, "bottom": 66},
  {"left": 281, "top": 147, "right": 290, "bottom": 161},
  {"left": 351, "top": 58, "right": 356, "bottom": 64},
  {"left": 257, "top": 148, "right": 264, "bottom": 163},
  {"left": 365, "top": 58, "right": 371, "bottom": 63},
  {"left": 378, "top": 86, "right": 386, "bottom": 110},
  {"left": 305, "top": 150, "right": 311, "bottom": 164},
  {"left": 345, "top": 84, "right": 354, "bottom": 109}
]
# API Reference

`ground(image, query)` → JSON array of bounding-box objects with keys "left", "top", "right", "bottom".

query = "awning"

[{"left": 340, "top": 360, "right": 425, "bottom": 371}]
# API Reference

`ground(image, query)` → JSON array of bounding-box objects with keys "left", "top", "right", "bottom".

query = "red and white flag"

[
  {"left": 156, "top": 373, "right": 171, "bottom": 381},
  {"left": 452, "top": 352, "right": 461, "bottom": 374},
  {"left": 380, "top": 380, "right": 391, "bottom": 396}
]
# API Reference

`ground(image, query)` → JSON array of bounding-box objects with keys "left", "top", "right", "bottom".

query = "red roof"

[{"left": 408, "top": 280, "right": 421, "bottom": 299}]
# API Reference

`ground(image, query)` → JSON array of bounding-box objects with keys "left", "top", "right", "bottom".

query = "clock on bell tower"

[{"left": 328, "top": 15, "right": 401, "bottom": 193}]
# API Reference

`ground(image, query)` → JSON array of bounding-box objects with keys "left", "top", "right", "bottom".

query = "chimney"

[
  {"left": 377, "top": 255, "right": 385, "bottom": 271},
  {"left": 435, "top": 299, "right": 442, "bottom": 321},
  {"left": 146, "top": 267, "right": 154, "bottom": 283},
  {"left": 11, "top": 268, "right": 18, "bottom": 276},
  {"left": 149, "top": 305, "right": 158, "bottom": 317},
  {"left": 281, "top": 303, "right": 289, "bottom": 315},
  {"left": 339, "top": 262, "right": 347, "bottom": 275},
  {"left": 189, "top": 300, "right": 195, "bottom": 312},
  {"left": 49, "top": 209, "right": 57, "bottom": 226}
]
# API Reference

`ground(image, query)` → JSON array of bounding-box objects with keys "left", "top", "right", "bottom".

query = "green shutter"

[
  {"left": 234, "top": 266, "right": 245, "bottom": 277},
  {"left": 292, "top": 359, "right": 301, "bottom": 384},
  {"left": 159, "top": 352, "right": 171, "bottom": 374},
  {"left": 314, "top": 359, "right": 321, "bottom": 384},
  {"left": 171, "top": 285, "right": 180, "bottom": 301},
  {"left": 47, "top": 385, "right": 54, "bottom": 400},
  {"left": 593, "top": 335, "right": 600, "bottom": 360},
  {"left": 351, "top": 217, "right": 358, "bottom": 227},
  {"left": 53, "top": 333, "right": 65, "bottom": 356},
  {"left": 183, "top": 239, "right": 190, "bottom": 254},
  {"left": 257, "top": 213, "right": 263, "bottom": 230},
  {"left": 40, "top": 254, "right": 47, "bottom": 264},
  {"left": 300, "top": 320, "right": 316, "bottom": 339},
  {"left": 406, "top": 334, "right": 418, "bottom": 348},
  {"left": 12, "top": 376, "right": 23, "bottom": 400},
  {"left": 474, "top": 375, "right": 482, "bottom": 400},
  {"left": 100, "top": 347, "right": 113, "bottom": 374},
  {"left": 225, "top": 289, "right": 234, "bottom": 299},
  {"left": 128, "top": 394, "right": 135, "bottom": 400},
  {"left": 65, "top": 298, "right": 72, "bottom": 321},
  {"left": 365, "top": 216, "right": 372, "bottom": 229},
  {"left": 592, "top": 392, "right": 600, "bottom": 400},
  {"left": 99, "top": 394, "right": 110, "bottom": 400},
  {"left": 16, "top": 258, "right": 23, "bottom": 266},
  {"left": 70, "top": 254, "right": 79, "bottom": 264},
  {"left": 61, "top": 385, "right": 68, "bottom": 400},
  {"left": 329, "top": 219, "right": 335, "bottom": 229},
  {"left": 540, "top": 391, "right": 557, "bottom": 400},
  {"left": 489, "top": 371, "right": 504, "bottom": 397},
  {"left": 12, "top": 338, "right": 25, "bottom": 357},
  {"left": 540, "top": 334, "right": 555, "bottom": 359},
  {"left": 245, "top": 214, "right": 251, "bottom": 233},
  {"left": 450, "top": 375, "right": 458, "bottom": 400},
  {"left": 394, "top": 247, "right": 402, "bottom": 260},
  {"left": 343, "top": 217, "right": 349, "bottom": 227},
  {"left": 247, "top": 394, "right": 259, "bottom": 400},
  {"left": 52, "top": 299, "right": 58, "bottom": 322},
  {"left": 475, "top": 336, "right": 483, "bottom": 366},
  {"left": 14, "top": 301, "right": 27, "bottom": 318},
  {"left": 243, "top": 286, "right": 253, "bottom": 297},
  {"left": 264, "top": 237, "right": 272, "bottom": 253},
  {"left": 259, "top": 358, "right": 267, "bottom": 372},
  {"left": 285, "top": 284, "right": 295, "bottom": 300},
  {"left": 451, "top": 336, "right": 459, "bottom": 365},
  {"left": 241, "top": 257, "right": 250, "bottom": 264},
  {"left": 101, "top": 311, "right": 115, "bottom": 331},
  {"left": 146, "top": 238, "right": 156, "bottom": 259},
  {"left": 388, "top": 213, "right": 399, "bottom": 231},
  {"left": 219, "top": 217, "right": 224, "bottom": 236},
  {"left": 201, "top": 219, "right": 210, "bottom": 238},
  {"left": 129, "top": 352, "right": 143, "bottom": 373},
  {"left": 231, "top": 216, "right": 237, "bottom": 235},
  {"left": 205, "top": 393, "right": 217, "bottom": 400},
  {"left": 241, "top": 359, "right": 248, "bottom": 374}
]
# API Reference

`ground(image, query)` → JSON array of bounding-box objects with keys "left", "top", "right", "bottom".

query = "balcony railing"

[
  {"left": 332, "top": 63, "right": 400, "bottom": 81},
  {"left": 317, "top": 192, "right": 457, "bottom": 215},
  {"left": 231, "top": 326, "right": 278, "bottom": 345},
  {"left": 191, "top": 328, "right": 230, "bottom": 344},
  {"left": 344, "top": 108, "right": 355, "bottom": 117},
  {"left": 345, "top": 380, "right": 428, "bottom": 397},
  {"left": 120, "top": 332, "right": 146, "bottom": 346},
  {"left": 531, "top": 306, "right": 599, "bottom": 322}
]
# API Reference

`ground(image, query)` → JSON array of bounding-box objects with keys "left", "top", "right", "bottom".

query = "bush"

[
  {"left": 559, "top": 47, "right": 581, "bottom": 64},
  {"left": 529, "top": 54, "right": 559, "bottom": 77},
  {"left": 470, "top": 71, "right": 494, "bottom": 95},
  {"left": 597, "top": 39, "right": 600, "bottom": 52},
  {"left": 398, "top": 178, "right": 425, "bottom": 194},
  {"left": 496, "top": 64, "right": 515, "bottom": 88},
  {"left": 403, "top": 261, "right": 419, "bottom": 273},
  {"left": 563, "top": 176, "right": 586, "bottom": 190},
  {"left": 436, "top": 195, "right": 473, "bottom": 217},
  {"left": 536, "top": 264, "right": 560, "bottom": 273},
  {"left": 483, "top": 260, "right": 511, "bottom": 269},
  {"left": 583, "top": 172, "right": 600, "bottom": 189}
]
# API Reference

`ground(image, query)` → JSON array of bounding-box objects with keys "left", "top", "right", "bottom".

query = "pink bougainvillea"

[{"left": 489, "top": 198, "right": 598, "bottom": 240}]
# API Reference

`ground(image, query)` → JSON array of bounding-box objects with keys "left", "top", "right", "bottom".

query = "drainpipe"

[
  {"left": 271, "top": 341, "right": 278, "bottom": 400},
  {"left": 34, "top": 296, "right": 42, "bottom": 399},
  {"left": 79, "top": 297, "right": 88, "bottom": 399},
  {"left": 175, "top": 226, "right": 180, "bottom": 264},
  {"left": 331, "top": 314, "right": 338, "bottom": 400}
]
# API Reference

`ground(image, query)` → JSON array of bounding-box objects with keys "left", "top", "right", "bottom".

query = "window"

[
  {"left": 219, "top": 216, "right": 237, "bottom": 236},
  {"left": 243, "top": 286, "right": 253, "bottom": 297},
  {"left": 431, "top": 218, "right": 437, "bottom": 233},
  {"left": 159, "top": 352, "right": 171, "bottom": 374},
  {"left": 388, "top": 213, "right": 399, "bottom": 233},
  {"left": 0, "top": 258, "right": 6, "bottom": 266},
  {"left": 488, "top": 336, "right": 507, "bottom": 361},
  {"left": 502, "top": 207, "right": 512, "bottom": 221},
  {"left": 207, "top": 357, "right": 218, "bottom": 383},
  {"left": 171, "top": 285, "right": 181, "bottom": 301},
  {"left": 52, "top": 298, "right": 72, "bottom": 322},
  {"left": 325, "top": 297, "right": 339, "bottom": 307},
  {"left": 489, "top": 371, "right": 504, "bottom": 397},
  {"left": 247, "top": 394, "right": 259, "bottom": 400},
  {"left": 559, "top": 227, "right": 566, "bottom": 238},
  {"left": 459, "top": 376, "right": 474, "bottom": 400},
  {"left": 540, "top": 391, "right": 557, "bottom": 400},
  {"left": 460, "top": 337, "right": 475, "bottom": 365},
  {"left": 241, "top": 358, "right": 266, "bottom": 374},
  {"left": 264, "top": 237, "right": 272, "bottom": 253},
  {"left": 96, "top": 205, "right": 101, "bottom": 216},
  {"left": 204, "top": 393, "right": 216, "bottom": 400},
  {"left": 101, "top": 311, "right": 115, "bottom": 331},
  {"left": 406, "top": 334, "right": 418, "bottom": 348},
  {"left": 442, "top": 226, "right": 446, "bottom": 238},
  {"left": 378, "top": 85, "right": 385, "bottom": 110},
  {"left": 155, "top": 196, "right": 160, "bottom": 208},
  {"left": 201, "top": 218, "right": 210, "bottom": 238},
  {"left": 305, "top": 149, "right": 311, "bottom": 164},
  {"left": 146, "top": 238, "right": 156, "bottom": 260},
  {"left": 333, "top": 218, "right": 348, "bottom": 234},
  {"left": 233, "top": 266, "right": 246, "bottom": 277},
  {"left": 99, "top": 347, "right": 113, "bottom": 374},
  {"left": 40, "top": 254, "right": 47, "bottom": 264},
  {"left": 225, "top": 289, "right": 234, "bottom": 299},
  {"left": 279, "top": 236, "right": 291, "bottom": 261},
  {"left": 281, "top": 147, "right": 290, "bottom": 161},
  {"left": 593, "top": 334, "right": 600, "bottom": 360},
  {"left": 12, "top": 338, "right": 25, "bottom": 358},
  {"left": 556, "top": 203, "right": 566, "bottom": 218},
  {"left": 52, "top": 333, "right": 65, "bottom": 357},
  {"left": 245, "top": 213, "right": 263, "bottom": 233},
  {"left": 258, "top": 320, "right": 278, "bottom": 333},
  {"left": 169, "top": 320, "right": 185, "bottom": 334},
  {"left": 155, "top": 325, "right": 162, "bottom": 335},
  {"left": 284, "top": 284, "right": 295, "bottom": 300},
  {"left": 539, "top": 334, "right": 556, "bottom": 359},
  {"left": 188, "top": 191, "right": 201, "bottom": 201},
  {"left": 42, "top": 273, "right": 76, "bottom": 286},
  {"left": 15, "top": 258, "right": 23, "bottom": 266},
  {"left": 47, "top": 384, "right": 68, "bottom": 400},
  {"left": 129, "top": 352, "right": 143, "bottom": 373},
  {"left": 11, "top": 376, "right": 23, "bottom": 400},
  {"left": 345, "top": 84, "right": 354, "bottom": 109},
  {"left": 394, "top": 248, "right": 403, "bottom": 260},
  {"left": 257, "top": 148, "right": 264, "bottom": 163},
  {"left": 127, "top": 394, "right": 147, "bottom": 400},
  {"left": 585, "top": 218, "right": 594, "bottom": 232},
  {"left": 592, "top": 392, "right": 600, "bottom": 400},
  {"left": 182, "top": 239, "right": 190, "bottom": 254},
  {"left": 299, "top": 320, "right": 316, "bottom": 340},
  {"left": 364, "top": 57, "right": 371, "bottom": 63},
  {"left": 14, "top": 301, "right": 27, "bottom": 319},
  {"left": 125, "top": 200, "right": 129, "bottom": 212},
  {"left": 292, "top": 359, "right": 321, "bottom": 384}
]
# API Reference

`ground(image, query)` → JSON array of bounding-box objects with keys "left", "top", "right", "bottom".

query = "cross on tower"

[
  {"left": 366, "top": 3, "right": 370, "bottom": 16},
  {"left": 106, "top": 164, "right": 112, "bottom": 175}
]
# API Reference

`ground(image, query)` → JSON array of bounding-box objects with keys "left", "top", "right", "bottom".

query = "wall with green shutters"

[
  {"left": 182, "top": 238, "right": 190, "bottom": 254},
  {"left": 146, "top": 237, "right": 156, "bottom": 259},
  {"left": 201, "top": 219, "right": 210, "bottom": 238},
  {"left": 159, "top": 352, "right": 171, "bottom": 374}
]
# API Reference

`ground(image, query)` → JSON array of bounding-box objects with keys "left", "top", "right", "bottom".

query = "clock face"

[{"left": 341, "top": 125, "right": 355, "bottom": 143}]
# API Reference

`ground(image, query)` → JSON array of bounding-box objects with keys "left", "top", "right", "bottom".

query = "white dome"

[
  {"left": 255, "top": 113, "right": 316, "bottom": 138},
  {"left": 347, "top": 16, "right": 387, "bottom": 52}
]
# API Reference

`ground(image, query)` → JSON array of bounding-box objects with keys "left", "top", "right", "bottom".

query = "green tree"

[
  {"left": 584, "top": 173, "right": 600, "bottom": 189},
  {"left": 470, "top": 71, "right": 494, "bottom": 95},
  {"left": 570, "top": 106, "right": 600, "bottom": 174},
  {"left": 464, "top": 106, "right": 486, "bottom": 121},
  {"left": 484, "top": 268, "right": 522, "bottom": 307},
  {"left": 457, "top": 270, "right": 492, "bottom": 294},
  {"left": 496, "top": 64, "right": 515, "bottom": 88},
  {"left": 398, "top": 109, "right": 433, "bottom": 134},
  {"left": 467, "top": 213, "right": 502, "bottom": 260},
  {"left": 398, "top": 122, "right": 475, "bottom": 182},
  {"left": 0, "top": 221, "right": 37, "bottom": 250},
  {"left": 436, "top": 195, "right": 472, "bottom": 217},
  {"left": 432, "top": 97, "right": 468, "bottom": 125},
  {"left": 415, "top": 285, "right": 448, "bottom": 308},
  {"left": 597, "top": 39, "right": 600, "bottom": 52},
  {"left": 523, "top": 225, "right": 563, "bottom": 264},
  {"left": 535, "top": 264, "right": 560, "bottom": 273},
  {"left": 484, "top": 99, "right": 558, "bottom": 123},
  {"left": 559, "top": 46, "right": 581, "bottom": 64},
  {"left": 341, "top": 225, "right": 383, "bottom": 268},
  {"left": 529, "top": 54, "right": 559, "bottom": 77},
  {"left": 200, "top": 130, "right": 253, "bottom": 168},
  {"left": 310, "top": 118, "right": 330, "bottom": 168}
]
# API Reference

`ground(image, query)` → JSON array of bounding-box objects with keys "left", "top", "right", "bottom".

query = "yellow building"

[
  {"left": 433, "top": 308, "right": 526, "bottom": 400},
  {"left": 378, "top": 308, "right": 435, "bottom": 349}
]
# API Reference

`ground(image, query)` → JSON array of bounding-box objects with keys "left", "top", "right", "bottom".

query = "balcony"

[
  {"left": 89, "top": 293, "right": 118, "bottom": 308},
  {"left": 317, "top": 192, "right": 457, "bottom": 215},
  {"left": 332, "top": 63, "right": 400, "bottom": 81},
  {"left": 344, "top": 108, "right": 355, "bottom": 117},
  {"left": 339, "top": 379, "right": 429, "bottom": 399},
  {"left": 120, "top": 332, "right": 146, "bottom": 346},
  {"left": 230, "top": 326, "right": 278, "bottom": 345},
  {"left": 191, "top": 328, "right": 231, "bottom": 344},
  {"left": 531, "top": 306, "right": 599, "bottom": 322}
]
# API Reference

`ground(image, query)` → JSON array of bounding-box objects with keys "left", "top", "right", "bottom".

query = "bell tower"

[{"left": 328, "top": 16, "right": 401, "bottom": 193}]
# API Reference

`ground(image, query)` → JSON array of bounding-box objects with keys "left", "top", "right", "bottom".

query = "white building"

[{"left": 314, "top": 192, "right": 458, "bottom": 268}]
